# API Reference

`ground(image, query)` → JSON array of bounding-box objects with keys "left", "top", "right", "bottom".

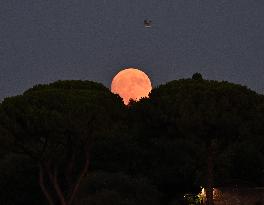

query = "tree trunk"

[
  {"left": 206, "top": 141, "right": 214, "bottom": 205},
  {"left": 68, "top": 153, "right": 90, "bottom": 205},
  {"left": 45, "top": 165, "right": 68, "bottom": 205},
  {"left": 39, "top": 165, "right": 54, "bottom": 205}
]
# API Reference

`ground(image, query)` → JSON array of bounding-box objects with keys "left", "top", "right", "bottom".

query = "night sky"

[{"left": 1, "top": 0, "right": 264, "bottom": 100}]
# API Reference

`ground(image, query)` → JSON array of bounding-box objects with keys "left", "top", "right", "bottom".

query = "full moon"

[{"left": 111, "top": 68, "right": 152, "bottom": 105}]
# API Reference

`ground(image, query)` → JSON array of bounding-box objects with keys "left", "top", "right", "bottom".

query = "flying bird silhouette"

[{"left": 144, "top": 19, "right": 152, "bottom": 28}]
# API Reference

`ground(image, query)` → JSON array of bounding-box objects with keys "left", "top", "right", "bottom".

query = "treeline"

[{"left": 0, "top": 74, "right": 263, "bottom": 205}]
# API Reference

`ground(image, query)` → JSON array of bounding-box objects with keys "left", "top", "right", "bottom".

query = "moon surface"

[{"left": 111, "top": 68, "right": 152, "bottom": 105}]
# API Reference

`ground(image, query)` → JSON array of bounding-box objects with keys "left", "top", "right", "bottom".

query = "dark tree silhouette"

[
  {"left": 130, "top": 76, "right": 263, "bottom": 205},
  {"left": 0, "top": 78, "right": 263, "bottom": 205},
  {"left": 192, "top": 73, "right": 203, "bottom": 80},
  {"left": 0, "top": 80, "right": 124, "bottom": 205}
]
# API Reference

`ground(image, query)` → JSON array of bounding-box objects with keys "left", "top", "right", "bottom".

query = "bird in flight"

[{"left": 144, "top": 19, "right": 152, "bottom": 28}]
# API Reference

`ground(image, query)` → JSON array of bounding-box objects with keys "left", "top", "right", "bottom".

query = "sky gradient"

[{"left": 1, "top": 0, "right": 264, "bottom": 100}]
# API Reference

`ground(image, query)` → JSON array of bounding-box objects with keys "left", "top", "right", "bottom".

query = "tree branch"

[
  {"left": 39, "top": 164, "right": 54, "bottom": 205},
  {"left": 46, "top": 165, "right": 67, "bottom": 205},
  {"left": 53, "top": 168, "right": 67, "bottom": 205},
  {"left": 68, "top": 153, "right": 90, "bottom": 205}
]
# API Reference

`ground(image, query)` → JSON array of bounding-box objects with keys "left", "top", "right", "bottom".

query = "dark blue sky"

[{"left": 1, "top": 0, "right": 264, "bottom": 100}]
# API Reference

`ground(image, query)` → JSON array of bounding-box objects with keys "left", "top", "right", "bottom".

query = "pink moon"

[{"left": 111, "top": 68, "right": 152, "bottom": 105}]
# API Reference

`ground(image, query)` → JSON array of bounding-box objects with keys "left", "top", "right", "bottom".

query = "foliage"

[
  {"left": 215, "top": 141, "right": 264, "bottom": 186},
  {"left": 192, "top": 73, "right": 203, "bottom": 81},
  {"left": 128, "top": 77, "right": 264, "bottom": 204},
  {"left": 91, "top": 133, "right": 202, "bottom": 195},
  {"left": 183, "top": 194, "right": 201, "bottom": 205},
  {"left": 0, "top": 154, "right": 44, "bottom": 205},
  {"left": 0, "top": 80, "right": 124, "bottom": 205},
  {"left": 74, "top": 171, "right": 161, "bottom": 205},
  {"left": 0, "top": 77, "right": 264, "bottom": 205}
]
